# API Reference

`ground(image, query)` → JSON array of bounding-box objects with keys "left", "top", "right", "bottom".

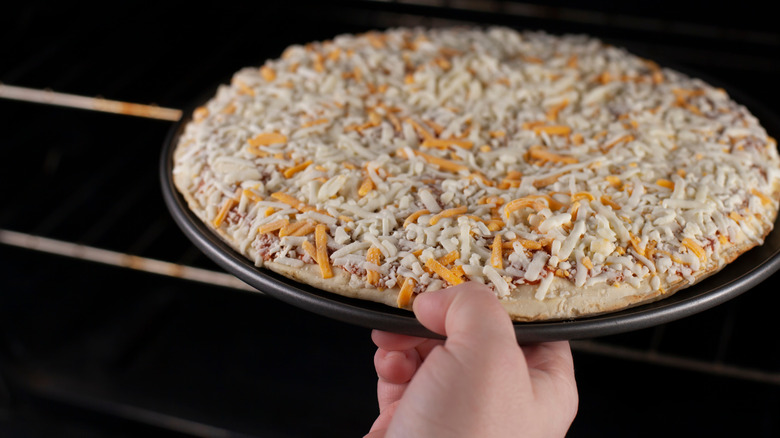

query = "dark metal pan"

[{"left": 160, "top": 68, "right": 780, "bottom": 343}]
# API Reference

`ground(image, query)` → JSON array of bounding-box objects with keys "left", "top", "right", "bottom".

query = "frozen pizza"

[{"left": 171, "top": 27, "right": 780, "bottom": 321}]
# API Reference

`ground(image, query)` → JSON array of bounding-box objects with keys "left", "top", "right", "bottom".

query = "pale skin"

[{"left": 365, "top": 282, "right": 579, "bottom": 438}]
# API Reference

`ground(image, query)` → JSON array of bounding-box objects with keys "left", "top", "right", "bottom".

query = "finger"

[
  {"left": 372, "top": 330, "right": 444, "bottom": 361},
  {"left": 412, "top": 282, "right": 517, "bottom": 349},
  {"left": 413, "top": 338, "right": 443, "bottom": 361},
  {"left": 522, "top": 341, "right": 574, "bottom": 374},
  {"left": 524, "top": 341, "right": 579, "bottom": 426},
  {"left": 374, "top": 347, "right": 422, "bottom": 417},
  {"left": 374, "top": 349, "right": 420, "bottom": 385},
  {"left": 365, "top": 424, "right": 388, "bottom": 438},
  {"left": 371, "top": 330, "right": 428, "bottom": 351},
  {"left": 368, "top": 398, "right": 397, "bottom": 435},
  {"left": 523, "top": 341, "right": 576, "bottom": 397}
]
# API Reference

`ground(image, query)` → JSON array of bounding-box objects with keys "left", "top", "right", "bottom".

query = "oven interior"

[{"left": 2, "top": 1, "right": 780, "bottom": 436}]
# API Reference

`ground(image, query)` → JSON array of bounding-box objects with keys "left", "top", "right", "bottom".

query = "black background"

[{"left": 2, "top": 1, "right": 780, "bottom": 437}]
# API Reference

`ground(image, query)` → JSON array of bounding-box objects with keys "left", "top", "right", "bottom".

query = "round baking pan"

[{"left": 160, "top": 77, "right": 780, "bottom": 344}]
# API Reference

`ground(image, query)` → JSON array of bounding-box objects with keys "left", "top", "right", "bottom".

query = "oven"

[{"left": 2, "top": 1, "right": 779, "bottom": 436}]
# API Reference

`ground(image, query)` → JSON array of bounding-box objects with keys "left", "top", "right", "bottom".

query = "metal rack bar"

[
  {"left": 571, "top": 339, "right": 780, "bottom": 386},
  {"left": 0, "top": 84, "right": 182, "bottom": 121},
  {"left": 0, "top": 229, "right": 255, "bottom": 293}
]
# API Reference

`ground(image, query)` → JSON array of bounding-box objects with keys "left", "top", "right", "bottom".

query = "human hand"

[{"left": 365, "top": 282, "right": 578, "bottom": 438}]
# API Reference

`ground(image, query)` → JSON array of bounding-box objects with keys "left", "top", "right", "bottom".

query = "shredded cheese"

[
  {"left": 258, "top": 218, "right": 289, "bottom": 234},
  {"left": 532, "top": 125, "right": 572, "bottom": 136},
  {"left": 212, "top": 198, "right": 237, "bottom": 227},
  {"left": 174, "top": 26, "right": 780, "bottom": 316},
  {"left": 528, "top": 145, "right": 578, "bottom": 165},
  {"left": 315, "top": 224, "right": 333, "bottom": 279},
  {"left": 283, "top": 160, "right": 312, "bottom": 178},
  {"left": 424, "top": 258, "right": 464, "bottom": 286},
  {"left": 397, "top": 277, "right": 415, "bottom": 307},
  {"left": 491, "top": 235, "right": 503, "bottom": 269},
  {"left": 366, "top": 246, "right": 382, "bottom": 285},
  {"left": 248, "top": 132, "right": 287, "bottom": 147},
  {"left": 438, "top": 250, "right": 460, "bottom": 266},
  {"left": 429, "top": 206, "right": 468, "bottom": 225}
]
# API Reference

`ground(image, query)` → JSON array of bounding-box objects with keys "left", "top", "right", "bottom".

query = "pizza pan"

[{"left": 160, "top": 79, "right": 780, "bottom": 344}]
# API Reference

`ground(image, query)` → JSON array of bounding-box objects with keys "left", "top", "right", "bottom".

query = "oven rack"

[{"left": 2, "top": 79, "right": 779, "bottom": 384}]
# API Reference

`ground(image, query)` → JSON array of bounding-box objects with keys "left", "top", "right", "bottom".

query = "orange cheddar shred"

[
  {"left": 504, "top": 195, "right": 564, "bottom": 218},
  {"left": 429, "top": 206, "right": 468, "bottom": 225},
  {"left": 358, "top": 176, "right": 375, "bottom": 197},
  {"left": 601, "top": 134, "right": 635, "bottom": 152},
  {"left": 546, "top": 99, "right": 569, "bottom": 121},
  {"left": 491, "top": 235, "right": 503, "bottom": 269},
  {"left": 302, "top": 118, "right": 328, "bottom": 128},
  {"left": 248, "top": 132, "right": 287, "bottom": 147},
  {"left": 212, "top": 198, "right": 237, "bottom": 227},
  {"left": 600, "top": 195, "right": 621, "bottom": 210},
  {"left": 751, "top": 188, "right": 773, "bottom": 205},
  {"left": 366, "top": 246, "right": 382, "bottom": 285},
  {"left": 397, "top": 277, "right": 416, "bottom": 308},
  {"left": 315, "top": 224, "right": 333, "bottom": 279},
  {"left": 260, "top": 65, "right": 276, "bottom": 82},
  {"left": 242, "top": 189, "right": 263, "bottom": 203},
  {"left": 278, "top": 220, "right": 306, "bottom": 237},
  {"left": 421, "top": 138, "right": 474, "bottom": 149},
  {"left": 270, "top": 192, "right": 321, "bottom": 214},
  {"left": 301, "top": 240, "right": 317, "bottom": 261},
  {"left": 291, "top": 221, "right": 317, "bottom": 237},
  {"left": 404, "top": 209, "right": 430, "bottom": 227},
  {"left": 681, "top": 238, "right": 706, "bottom": 261},
  {"left": 258, "top": 218, "right": 289, "bottom": 234},
  {"left": 571, "top": 192, "right": 595, "bottom": 202},
  {"left": 528, "top": 145, "right": 578, "bottom": 165},
  {"left": 438, "top": 250, "right": 460, "bottom": 266},
  {"left": 424, "top": 258, "right": 464, "bottom": 286},
  {"left": 532, "top": 125, "right": 572, "bottom": 136},
  {"left": 271, "top": 192, "right": 303, "bottom": 209},
  {"left": 581, "top": 256, "right": 594, "bottom": 270},
  {"left": 404, "top": 118, "right": 434, "bottom": 140},
  {"left": 283, "top": 160, "right": 313, "bottom": 178}
]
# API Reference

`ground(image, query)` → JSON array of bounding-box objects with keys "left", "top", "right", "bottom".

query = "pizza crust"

[
  {"left": 171, "top": 27, "right": 780, "bottom": 322},
  {"left": 257, "top": 233, "right": 769, "bottom": 322}
]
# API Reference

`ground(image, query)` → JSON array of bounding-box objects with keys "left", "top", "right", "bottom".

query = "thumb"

[{"left": 412, "top": 282, "right": 517, "bottom": 350}]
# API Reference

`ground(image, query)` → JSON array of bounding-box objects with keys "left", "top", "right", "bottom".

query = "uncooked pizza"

[{"left": 172, "top": 27, "right": 780, "bottom": 321}]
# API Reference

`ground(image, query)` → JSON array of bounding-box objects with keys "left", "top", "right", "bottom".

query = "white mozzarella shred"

[
  {"left": 419, "top": 189, "right": 442, "bottom": 213},
  {"left": 318, "top": 174, "right": 349, "bottom": 201},
  {"left": 299, "top": 211, "right": 337, "bottom": 225},
  {"left": 364, "top": 233, "right": 390, "bottom": 258},
  {"left": 275, "top": 257, "right": 305, "bottom": 268},
  {"left": 558, "top": 220, "right": 586, "bottom": 260},
  {"left": 538, "top": 213, "right": 572, "bottom": 234},
  {"left": 333, "top": 255, "right": 366, "bottom": 267},
  {"left": 484, "top": 266, "right": 510, "bottom": 297},
  {"left": 574, "top": 260, "right": 588, "bottom": 287},
  {"left": 535, "top": 273, "right": 555, "bottom": 301},
  {"left": 650, "top": 275, "right": 661, "bottom": 290},
  {"left": 525, "top": 251, "right": 549, "bottom": 282},
  {"left": 334, "top": 227, "right": 351, "bottom": 245},
  {"left": 630, "top": 249, "right": 656, "bottom": 274},
  {"left": 361, "top": 260, "right": 386, "bottom": 274},
  {"left": 330, "top": 241, "right": 372, "bottom": 259}
]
